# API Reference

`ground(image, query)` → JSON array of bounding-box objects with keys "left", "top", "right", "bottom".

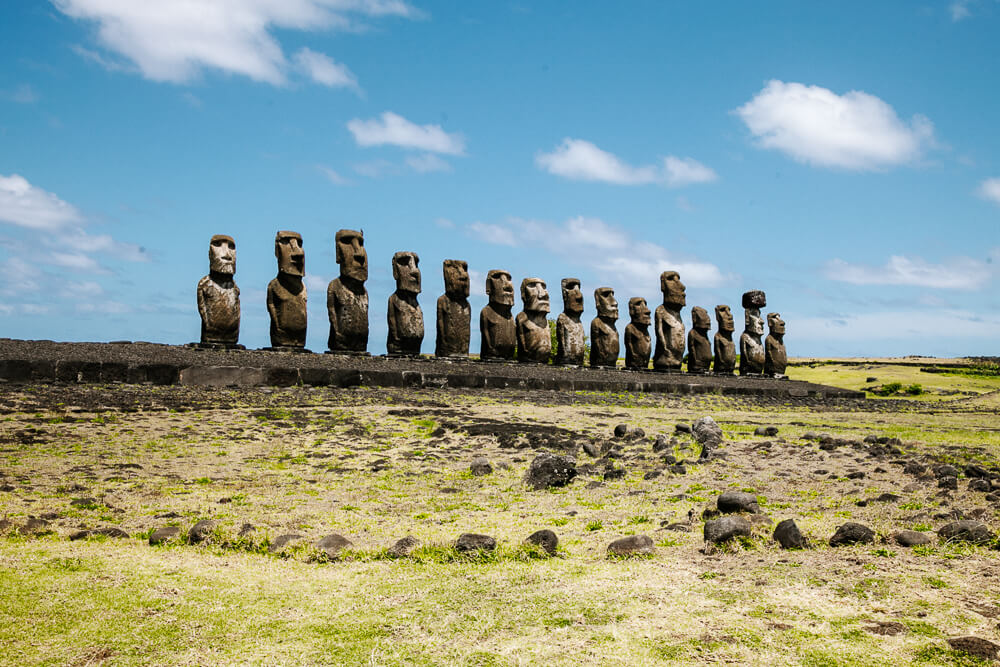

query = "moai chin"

[
  {"left": 555, "top": 278, "right": 585, "bottom": 365},
  {"left": 712, "top": 305, "right": 736, "bottom": 374},
  {"left": 516, "top": 277, "right": 551, "bottom": 363},
  {"left": 435, "top": 259, "right": 470, "bottom": 358},
  {"left": 386, "top": 251, "right": 424, "bottom": 356},
  {"left": 653, "top": 271, "right": 686, "bottom": 371},
  {"left": 267, "top": 231, "right": 307, "bottom": 349},
  {"left": 687, "top": 306, "right": 712, "bottom": 374},
  {"left": 624, "top": 297, "right": 651, "bottom": 370},
  {"left": 327, "top": 229, "right": 369, "bottom": 354},
  {"left": 197, "top": 234, "right": 241, "bottom": 347},
  {"left": 589, "top": 287, "right": 619, "bottom": 368},
  {"left": 764, "top": 312, "right": 788, "bottom": 378},
  {"left": 479, "top": 269, "right": 516, "bottom": 361},
  {"left": 740, "top": 290, "right": 767, "bottom": 375}
]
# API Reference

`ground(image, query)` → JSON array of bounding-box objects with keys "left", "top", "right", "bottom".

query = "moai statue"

[
  {"left": 589, "top": 287, "right": 619, "bottom": 368},
  {"left": 764, "top": 312, "right": 788, "bottom": 378},
  {"left": 555, "top": 278, "right": 585, "bottom": 365},
  {"left": 740, "top": 290, "right": 767, "bottom": 375},
  {"left": 386, "top": 252, "right": 423, "bottom": 356},
  {"left": 712, "top": 305, "right": 736, "bottom": 374},
  {"left": 327, "top": 229, "right": 369, "bottom": 354},
  {"left": 653, "top": 271, "right": 686, "bottom": 371},
  {"left": 516, "top": 277, "right": 551, "bottom": 363},
  {"left": 197, "top": 234, "right": 241, "bottom": 348},
  {"left": 687, "top": 306, "right": 712, "bottom": 374},
  {"left": 624, "top": 297, "right": 651, "bottom": 370},
  {"left": 266, "top": 231, "right": 307, "bottom": 349},
  {"left": 435, "top": 259, "right": 470, "bottom": 358},
  {"left": 479, "top": 269, "right": 516, "bottom": 361}
]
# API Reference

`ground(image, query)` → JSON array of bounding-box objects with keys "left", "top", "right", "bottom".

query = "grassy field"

[{"left": 1, "top": 359, "right": 999, "bottom": 665}]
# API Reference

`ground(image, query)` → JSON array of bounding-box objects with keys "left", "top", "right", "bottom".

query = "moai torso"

[
  {"left": 590, "top": 317, "right": 619, "bottom": 367},
  {"left": 740, "top": 329, "right": 765, "bottom": 374},
  {"left": 624, "top": 323, "right": 650, "bottom": 370},
  {"left": 516, "top": 311, "right": 551, "bottom": 363},
  {"left": 435, "top": 294, "right": 470, "bottom": 357},
  {"left": 687, "top": 328, "right": 712, "bottom": 373},
  {"left": 653, "top": 305, "right": 685, "bottom": 370},
  {"left": 198, "top": 275, "right": 240, "bottom": 344},
  {"left": 764, "top": 334, "right": 787, "bottom": 377},
  {"left": 555, "top": 313, "right": 585, "bottom": 365},
  {"left": 387, "top": 292, "right": 424, "bottom": 355},
  {"left": 713, "top": 332, "right": 736, "bottom": 374},
  {"left": 267, "top": 276, "right": 307, "bottom": 348},
  {"left": 327, "top": 278, "right": 369, "bottom": 352},
  {"left": 480, "top": 304, "right": 516, "bottom": 360}
]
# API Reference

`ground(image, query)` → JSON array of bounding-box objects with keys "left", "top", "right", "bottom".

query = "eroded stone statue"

[
  {"left": 712, "top": 305, "right": 736, "bottom": 374},
  {"left": 386, "top": 252, "right": 423, "bottom": 356},
  {"left": 480, "top": 269, "right": 516, "bottom": 361},
  {"left": 555, "top": 278, "right": 585, "bottom": 366},
  {"left": 653, "top": 271, "right": 686, "bottom": 371},
  {"left": 687, "top": 306, "right": 712, "bottom": 374},
  {"left": 589, "top": 287, "right": 619, "bottom": 368},
  {"left": 267, "top": 231, "right": 307, "bottom": 349},
  {"left": 516, "top": 277, "right": 551, "bottom": 363},
  {"left": 740, "top": 290, "right": 766, "bottom": 375},
  {"left": 327, "top": 229, "right": 369, "bottom": 354},
  {"left": 764, "top": 312, "right": 788, "bottom": 378},
  {"left": 435, "top": 259, "right": 470, "bottom": 358},
  {"left": 624, "top": 297, "right": 651, "bottom": 370},
  {"left": 197, "top": 234, "right": 241, "bottom": 347}
]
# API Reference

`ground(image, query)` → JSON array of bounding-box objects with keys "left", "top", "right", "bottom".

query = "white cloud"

[
  {"left": 824, "top": 254, "right": 994, "bottom": 290},
  {"left": 663, "top": 156, "right": 717, "bottom": 187},
  {"left": 535, "top": 138, "right": 716, "bottom": 187},
  {"left": 347, "top": 112, "right": 465, "bottom": 155},
  {"left": 734, "top": 80, "right": 934, "bottom": 170},
  {"left": 60, "top": 281, "right": 104, "bottom": 298},
  {"left": 434, "top": 217, "right": 455, "bottom": 229},
  {"left": 950, "top": 0, "right": 973, "bottom": 20},
  {"left": 0, "top": 174, "right": 83, "bottom": 230},
  {"left": 293, "top": 48, "right": 358, "bottom": 89},
  {"left": 405, "top": 153, "right": 451, "bottom": 173},
  {"left": 468, "top": 221, "right": 518, "bottom": 247},
  {"left": 978, "top": 177, "right": 1000, "bottom": 205},
  {"left": 316, "top": 165, "right": 351, "bottom": 185},
  {"left": 49, "top": 252, "right": 107, "bottom": 273}
]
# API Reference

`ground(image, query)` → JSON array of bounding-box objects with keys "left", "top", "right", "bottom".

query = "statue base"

[
  {"left": 187, "top": 342, "right": 245, "bottom": 351},
  {"left": 653, "top": 366, "right": 683, "bottom": 374},
  {"left": 768, "top": 373, "right": 789, "bottom": 380},
  {"left": 324, "top": 350, "right": 371, "bottom": 357},
  {"left": 712, "top": 371, "right": 736, "bottom": 377},
  {"left": 478, "top": 357, "right": 515, "bottom": 364},
  {"left": 384, "top": 353, "right": 427, "bottom": 360},
  {"left": 260, "top": 346, "right": 312, "bottom": 354}
]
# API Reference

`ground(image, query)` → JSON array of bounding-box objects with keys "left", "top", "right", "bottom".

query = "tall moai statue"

[
  {"left": 712, "top": 305, "right": 736, "bottom": 374},
  {"left": 653, "top": 271, "right": 686, "bottom": 371},
  {"left": 480, "top": 269, "right": 516, "bottom": 361},
  {"left": 624, "top": 297, "right": 651, "bottom": 370},
  {"left": 589, "top": 287, "right": 619, "bottom": 368},
  {"left": 327, "top": 229, "right": 369, "bottom": 354},
  {"left": 386, "top": 251, "right": 423, "bottom": 356},
  {"left": 516, "top": 277, "right": 552, "bottom": 363},
  {"left": 740, "top": 290, "right": 766, "bottom": 375},
  {"left": 555, "top": 278, "right": 585, "bottom": 365},
  {"left": 267, "top": 231, "right": 307, "bottom": 349},
  {"left": 197, "top": 234, "right": 241, "bottom": 348},
  {"left": 687, "top": 306, "right": 713, "bottom": 374},
  {"left": 435, "top": 259, "right": 470, "bottom": 358},
  {"left": 764, "top": 312, "right": 788, "bottom": 378}
]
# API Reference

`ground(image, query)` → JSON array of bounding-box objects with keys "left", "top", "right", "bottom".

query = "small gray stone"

[
  {"left": 773, "top": 519, "right": 806, "bottom": 549},
  {"left": 316, "top": 533, "right": 353, "bottom": 559},
  {"left": 938, "top": 521, "right": 995, "bottom": 545},
  {"left": 938, "top": 476, "right": 958, "bottom": 490},
  {"left": 582, "top": 441, "right": 600, "bottom": 458},
  {"left": 149, "top": 526, "right": 181, "bottom": 545},
  {"left": 968, "top": 479, "right": 991, "bottom": 492},
  {"left": 607, "top": 534, "right": 655, "bottom": 557},
  {"left": 892, "top": 530, "right": 932, "bottom": 547},
  {"left": 269, "top": 533, "right": 305, "bottom": 552},
  {"left": 829, "top": 522, "right": 875, "bottom": 547},
  {"left": 455, "top": 533, "right": 496, "bottom": 553},
  {"left": 717, "top": 489, "right": 760, "bottom": 514},
  {"left": 470, "top": 457, "right": 493, "bottom": 476},
  {"left": 188, "top": 519, "right": 217, "bottom": 544},
  {"left": 704, "top": 516, "right": 751, "bottom": 544},
  {"left": 754, "top": 426, "right": 779, "bottom": 437},
  {"left": 675, "top": 423, "right": 692, "bottom": 434},
  {"left": 524, "top": 453, "right": 577, "bottom": 490},
  {"left": 524, "top": 529, "right": 558, "bottom": 556},
  {"left": 388, "top": 535, "right": 420, "bottom": 558},
  {"left": 613, "top": 424, "right": 629, "bottom": 438},
  {"left": 933, "top": 464, "right": 960, "bottom": 479}
]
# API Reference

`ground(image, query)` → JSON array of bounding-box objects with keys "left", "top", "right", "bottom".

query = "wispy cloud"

[
  {"left": 316, "top": 165, "right": 351, "bottom": 186},
  {"left": 347, "top": 111, "right": 465, "bottom": 155},
  {"left": 0, "top": 173, "right": 83, "bottom": 230},
  {"left": 824, "top": 254, "right": 996, "bottom": 290},
  {"left": 293, "top": 48, "right": 359, "bottom": 90},
  {"left": 0, "top": 84, "right": 39, "bottom": 104},
  {"left": 535, "top": 138, "right": 717, "bottom": 187},
  {"left": 950, "top": 0, "right": 974, "bottom": 21},
  {"left": 405, "top": 153, "right": 452, "bottom": 173},
  {"left": 977, "top": 177, "right": 1000, "bottom": 205}
]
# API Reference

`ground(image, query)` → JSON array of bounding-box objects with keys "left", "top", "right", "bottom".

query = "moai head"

[
  {"left": 485, "top": 270, "right": 514, "bottom": 307},
  {"left": 561, "top": 278, "right": 584, "bottom": 316},
  {"left": 715, "top": 305, "right": 735, "bottom": 333},
  {"left": 335, "top": 229, "right": 368, "bottom": 282},
  {"left": 660, "top": 271, "right": 686, "bottom": 307},
  {"left": 767, "top": 312, "right": 785, "bottom": 336},
  {"left": 628, "top": 297, "right": 650, "bottom": 326},
  {"left": 692, "top": 306, "right": 711, "bottom": 331},
  {"left": 520, "top": 277, "right": 550, "bottom": 314},
  {"left": 209, "top": 234, "right": 235, "bottom": 275},
  {"left": 274, "top": 231, "right": 304, "bottom": 277},
  {"left": 746, "top": 309, "right": 764, "bottom": 336},
  {"left": 392, "top": 251, "right": 421, "bottom": 295},
  {"left": 742, "top": 290, "right": 767, "bottom": 310},
  {"left": 443, "top": 260, "right": 469, "bottom": 299},
  {"left": 595, "top": 287, "right": 618, "bottom": 320}
]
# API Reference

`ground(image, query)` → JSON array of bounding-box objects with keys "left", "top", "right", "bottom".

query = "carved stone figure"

[
  {"left": 712, "top": 305, "right": 736, "bottom": 374},
  {"left": 480, "top": 270, "right": 516, "bottom": 361},
  {"left": 653, "top": 271, "right": 686, "bottom": 371},
  {"left": 386, "top": 251, "right": 423, "bottom": 356},
  {"left": 624, "top": 297, "right": 651, "bottom": 370},
  {"left": 267, "top": 231, "right": 307, "bottom": 349},
  {"left": 555, "top": 278, "right": 585, "bottom": 365},
  {"left": 327, "top": 229, "right": 369, "bottom": 353},
  {"left": 589, "top": 287, "right": 619, "bottom": 368},
  {"left": 516, "top": 277, "right": 551, "bottom": 363},
  {"left": 740, "top": 290, "right": 767, "bottom": 375},
  {"left": 687, "top": 306, "right": 712, "bottom": 374},
  {"left": 197, "top": 234, "right": 241, "bottom": 347},
  {"left": 764, "top": 312, "right": 788, "bottom": 378},
  {"left": 435, "top": 259, "right": 470, "bottom": 358}
]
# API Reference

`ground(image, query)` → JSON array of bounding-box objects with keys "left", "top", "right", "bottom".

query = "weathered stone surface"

[
  {"left": 388, "top": 535, "right": 420, "bottom": 558},
  {"left": 712, "top": 305, "right": 736, "bottom": 374},
  {"left": 704, "top": 516, "right": 751, "bottom": 543},
  {"left": 829, "top": 522, "right": 875, "bottom": 547},
  {"left": 480, "top": 270, "right": 516, "bottom": 361},
  {"left": 267, "top": 231, "right": 307, "bottom": 349},
  {"left": 892, "top": 530, "right": 932, "bottom": 547},
  {"left": 607, "top": 534, "right": 655, "bottom": 557},
  {"left": 435, "top": 260, "right": 470, "bottom": 357},
  {"left": 316, "top": 533, "right": 353, "bottom": 559},
  {"left": 197, "top": 234, "right": 240, "bottom": 345},
  {"left": 516, "top": 278, "right": 551, "bottom": 363},
  {"left": 947, "top": 637, "right": 1000, "bottom": 661},
  {"left": 327, "top": 229, "right": 369, "bottom": 353},
  {"left": 624, "top": 297, "right": 651, "bottom": 370},
  {"left": 470, "top": 457, "right": 493, "bottom": 476},
  {"left": 692, "top": 416, "right": 723, "bottom": 461},
  {"left": 653, "top": 271, "right": 686, "bottom": 371},
  {"left": 717, "top": 489, "right": 760, "bottom": 514},
  {"left": 938, "top": 521, "right": 995, "bottom": 545},
  {"left": 386, "top": 251, "right": 424, "bottom": 356},
  {"left": 773, "top": 519, "right": 807, "bottom": 549},
  {"left": 188, "top": 519, "right": 217, "bottom": 544},
  {"left": 555, "top": 279, "right": 586, "bottom": 365},
  {"left": 524, "top": 453, "right": 577, "bottom": 490},
  {"left": 764, "top": 312, "right": 788, "bottom": 378},
  {"left": 269, "top": 533, "right": 305, "bottom": 552},
  {"left": 455, "top": 533, "right": 497, "bottom": 552},
  {"left": 687, "top": 306, "right": 712, "bottom": 373},
  {"left": 740, "top": 291, "right": 766, "bottom": 375},
  {"left": 525, "top": 529, "right": 558, "bottom": 556},
  {"left": 149, "top": 526, "right": 182, "bottom": 545},
  {"left": 590, "top": 287, "right": 619, "bottom": 368}
]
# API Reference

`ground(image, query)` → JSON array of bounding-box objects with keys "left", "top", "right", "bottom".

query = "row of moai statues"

[{"left": 196, "top": 230, "right": 787, "bottom": 377}]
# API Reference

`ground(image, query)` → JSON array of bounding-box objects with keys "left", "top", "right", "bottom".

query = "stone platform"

[{"left": 0, "top": 339, "right": 863, "bottom": 398}]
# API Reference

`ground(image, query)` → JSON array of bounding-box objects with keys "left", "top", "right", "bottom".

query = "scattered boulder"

[
  {"left": 864, "top": 621, "right": 906, "bottom": 636},
  {"left": 524, "top": 453, "right": 577, "bottom": 490},
  {"left": 692, "top": 417, "right": 723, "bottom": 447},
  {"left": 938, "top": 521, "right": 995, "bottom": 545},
  {"left": 846, "top": 471, "right": 865, "bottom": 480},
  {"left": 933, "top": 464, "right": 960, "bottom": 479},
  {"left": 603, "top": 465, "right": 625, "bottom": 481},
  {"left": 388, "top": 535, "right": 420, "bottom": 558},
  {"left": 903, "top": 461, "right": 926, "bottom": 476},
  {"left": 582, "top": 441, "right": 600, "bottom": 458},
  {"left": 70, "top": 497, "right": 99, "bottom": 507},
  {"left": 269, "top": 533, "right": 305, "bottom": 553},
  {"left": 873, "top": 493, "right": 901, "bottom": 503},
  {"left": 704, "top": 516, "right": 751, "bottom": 544},
  {"left": 643, "top": 470, "right": 661, "bottom": 480},
  {"left": 773, "top": 519, "right": 807, "bottom": 549},
  {"left": 964, "top": 464, "right": 991, "bottom": 479},
  {"left": 607, "top": 534, "right": 655, "bottom": 557},
  {"left": 631, "top": 427, "right": 646, "bottom": 439},
  {"left": 947, "top": 636, "right": 1000, "bottom": 661},
  {"left": 829, "top": 522, "right": 875, "bottom": 547},
  {"left": 316, "top": 533, "right": 353, "bottom": 559},
  {"left": 675, "top": 423, "right": 692, "bottom": 434},
  {"left": 613, "top": 424, "right": 629, "bottom": 438},
  {"left": 188, "top": 519, "right": 217, "bottom": 544},
  {"left": 938, "top": 476, "right": 958, "bottom": 490},
  {"left": 667, "top": 464, "right": 687, "bottom": 475},
  {"left": 717, "top": 490, "right": 760, "bottom": 514},
  {"left": 754, "top": 426, "right": 779, "bottom": 437},
  {"left": 892, "top": 530, "right": 932, "bottom": 547},
  {"left": 524, "top": 529, "right": 558, "bottom": 556},
  {"left": 149, "top": 526, "right": 181, "bottom": 545},
  {"left": 469, "top": 457, "right": 493, "bottom": 476},
  {"left": 70, "top": 527, "right": 129, "bottom": 541},
  {"left": 0, "top": 518, "right": 16, "bottom": 534},
  {"left": 652, "top": 435, "right": 670, "bottom": 453},
  {"left": 455, "top": 533, "right": 496, "bottom": 553},
  {"left": 968, "top": 479, "right": 991, "bottom": 493}
]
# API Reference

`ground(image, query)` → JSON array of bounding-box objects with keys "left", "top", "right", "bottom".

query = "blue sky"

[{"left": 1, "top": 0, "right": 998, "bottom": 357}]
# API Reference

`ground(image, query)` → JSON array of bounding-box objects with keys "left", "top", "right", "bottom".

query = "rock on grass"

[
  {"left": 892, "top": 530, "right": 932, "bottom": 547},
  {"left": 607, "top": 535, "right": 655, "bottom": 558},
  {"left": 829, "top": 522, "right": 875, "bottom": 547},
  {"left": 947, "top": 636, "right": 1000, "bottom": 661},
  {"left": 149, "top": 526, "right": 181, "bottom": 545},
  {"left": 315, "top": 533, "right": 353, "bottom": 559},
  {"left": 524, "top": 529, "right": 558, "bottom": 556},
  {"left": 773, "top": 519, "right": 807, "bottom": 549},
  {"left": 704, "top": 516, "right": 751, "bottom": 544},
  {"left": 717, "top": 490, "right": 760, "bottom": 514},
  {"left": 455, "top": 533, "right": 496, "bottom": 553},
  {"left": 523, "top": 453, "right": 577, "bottom": 490},
  {"left": 388, "top": 535, "right": 420, "bottom": 558},
  {"left": 188, "top": 519, "right": 217, "bottom": 544},
  {"left": 938, "top": 521, "right": 995, "bottom": 545}
]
